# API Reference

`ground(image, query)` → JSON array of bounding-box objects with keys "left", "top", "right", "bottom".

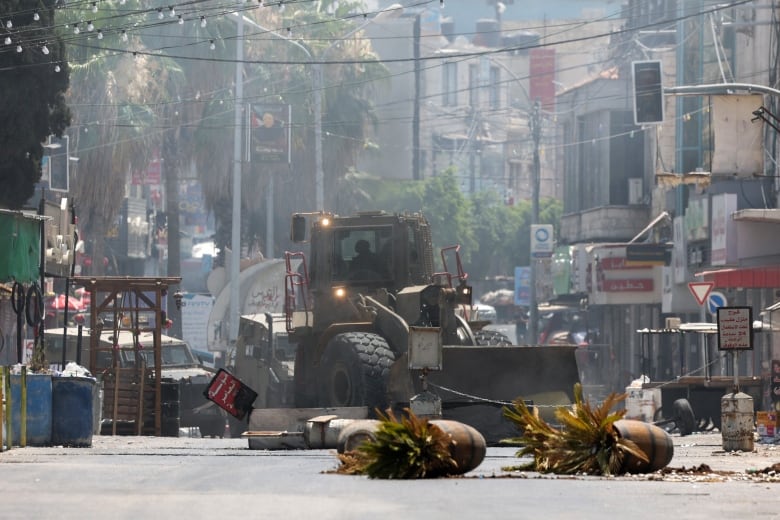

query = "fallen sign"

[{"left": 204, "top": 369, "right": 258, "bottom": 421}]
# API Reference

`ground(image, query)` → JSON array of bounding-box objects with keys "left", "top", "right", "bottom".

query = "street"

[{"left": 1, "top": 432, "right": 778, "bottom": 520}]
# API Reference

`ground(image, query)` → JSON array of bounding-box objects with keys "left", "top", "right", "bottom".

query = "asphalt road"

[{"left": 2, "top": 432, "right": 779, "bottom": 520}]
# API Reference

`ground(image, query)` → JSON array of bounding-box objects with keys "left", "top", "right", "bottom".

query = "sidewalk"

[{"left": 667, "top": 431, "right": 780, "bottom": 474}]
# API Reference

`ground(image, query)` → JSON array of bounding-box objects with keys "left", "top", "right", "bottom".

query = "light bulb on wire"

[
  {"left": 4, "top": 36, "right": 10, "bottom": 45},
  {"left": 42, "top": 44, "right": 49, "bottom": 55},
  {"left": 200, "top": 16, "right": 207, "bottom": 28},
  {"left": 91, "top": 2, "right": 98, "bottom": 13},
  {"left": 16, "top": 45, "right": 22, "bottom": 53},
  {"left": 87, "top": 21, "right": 94, "bottom": 32},
  {"left": 74, "top": 24, "right": 80, "bottom": 34},
  {"left": 97, "top": 30, "right": 103, "bottom": 40},
  {"left": 33, "top": 12, "right": 40, "bottom": 21},
  {"left": 209, "top": 40, "right": 216, "bottom": 50},
  {"left": 178, "top": 15, "right": 183, "bottom": 25},
  {"left": 169, "top": 7, "right": 176, "bottom": 18},
  {"left": 157, "top": 9, "right": 164, "bottom": 20},
  {"left": 121, "top": 30, "right": 128, "bottom": 42},
  {"left": 6, "top": 20, "right": 12, "bottom": 29},
  {"left": 55, "top": 64, "right": 61, "bottom": 72}
]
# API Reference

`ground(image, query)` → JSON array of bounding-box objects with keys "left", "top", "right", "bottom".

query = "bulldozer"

[{"left": 268, "top": 210, "right": 581, "bottom": 443}]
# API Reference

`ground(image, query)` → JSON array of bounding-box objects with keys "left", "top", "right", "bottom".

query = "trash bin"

[
  {"left": 52, "top": 376, "right": 96, "bottom": 447},
  {"left": 11, "top": 374, "right": 52, "bottom": 446},
  {"left": 160, "top": 379, "right": 180, "bottom": 437}
]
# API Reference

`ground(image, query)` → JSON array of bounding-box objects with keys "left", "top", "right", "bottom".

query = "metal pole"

[
  {"left": 266, "top": 174, "right": 274, "bottom": 258},
  {"left": 229, "top": 15, "right": 244, "bottom": 343},
  {"left": 313, "top": 62, "right": 324, "bottom": 211},
  {"left": 528, "top": 101, "right": 541, "bottom": 345},
  {"left": 20, "top": 366, "right": 26, "bottom": 447}
]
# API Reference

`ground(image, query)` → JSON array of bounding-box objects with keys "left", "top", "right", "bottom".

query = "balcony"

[{"left": 561, "top": 206, "right": 651, "bottom": 244}]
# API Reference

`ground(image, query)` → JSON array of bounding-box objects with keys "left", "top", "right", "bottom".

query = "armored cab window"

[{"left": 333, "top": 228, "right": 391, "bottom": 281}]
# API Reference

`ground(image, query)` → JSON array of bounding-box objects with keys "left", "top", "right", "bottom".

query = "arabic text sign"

[
  {"left": 717, "top": 306, "right": 753, "bottom": 351},
  {"left": 204, "top": 369, "right": 258, "bottom": 420}
]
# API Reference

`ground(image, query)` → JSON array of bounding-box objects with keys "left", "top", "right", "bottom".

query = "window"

[
  {"left": 489, "top": 66, "right": 501, "bottom": 109},
  {"left": 443, "top": 62, "right": 457, "bottom": 106},
  {"left": 332, "top": 227, "right": 393, "bottom": 281},
  {"left": 469, "top": 63, "right": 479, "bottom": 107}
]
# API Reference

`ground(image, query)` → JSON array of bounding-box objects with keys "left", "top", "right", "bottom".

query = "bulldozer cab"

[{"left": 306, "top": 212, "right": 433, "bottom": 290}]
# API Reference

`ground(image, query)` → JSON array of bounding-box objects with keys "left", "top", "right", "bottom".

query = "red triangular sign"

[{"left": 688, "top": 282, "right": 714, "bottom": 306}]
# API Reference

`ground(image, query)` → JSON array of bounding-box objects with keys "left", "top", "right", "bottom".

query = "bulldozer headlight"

[{"left": 333, "top": 286, "right": 347, "bottom": 299}]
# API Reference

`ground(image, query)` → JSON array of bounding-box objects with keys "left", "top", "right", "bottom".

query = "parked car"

[{"left": 44, "top": 328, "right": 225, "bottom": 437}]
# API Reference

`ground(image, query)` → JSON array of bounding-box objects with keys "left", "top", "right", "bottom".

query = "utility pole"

[{"left": 528, "top": 101, "right": 542, "bottom": 344}]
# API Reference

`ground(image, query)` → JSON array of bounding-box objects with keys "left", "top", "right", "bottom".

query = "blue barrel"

[
  {"left": 11, "top": 374, "right": 53, "bottom": 446},
  {"left": 52, "top": 377, "right": 96, "bottom": 447}
]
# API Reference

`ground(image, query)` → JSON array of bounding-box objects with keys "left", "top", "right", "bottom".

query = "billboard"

[{"left": 249, "top": 104, "right": 291, "bottom": 163}]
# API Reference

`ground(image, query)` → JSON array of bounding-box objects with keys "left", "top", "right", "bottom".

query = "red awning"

[{"left": 697, "top": 266, "right": 780, "bottom": 288}]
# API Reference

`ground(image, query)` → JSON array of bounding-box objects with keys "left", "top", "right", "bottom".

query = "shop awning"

[{"left": 697, "top": 266, "right": 780, "bottom": 288}]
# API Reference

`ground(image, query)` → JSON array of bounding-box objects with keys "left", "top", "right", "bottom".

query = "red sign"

[
  {"left": 204, "top": 369, "right": 258, "bottom": 420},
  {"left": 529, "top": 48, "right": 556, "bottom": 111}
]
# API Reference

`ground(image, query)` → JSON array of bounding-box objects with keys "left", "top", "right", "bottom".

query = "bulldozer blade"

[{"left": 389, "top": 345, "right": 581, "bottom": 445}]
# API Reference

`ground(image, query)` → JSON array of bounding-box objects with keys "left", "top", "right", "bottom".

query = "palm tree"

[
  {"left": 192, "top": 2, "right": 389, "bottom": 260},
  {"left": 63, "top": 3, "right": 162, "bottom": 274}
]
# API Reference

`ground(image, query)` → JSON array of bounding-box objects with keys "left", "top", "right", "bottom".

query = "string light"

[
  {"left": 286, "top": 27, "right": 292, "bottom": 36},
  {"left": 169, "top": 7, "right": 175, "bottom": 18},
  {"left": 209, "top": 40, "right": 215, "bottom": 50},
  {"left": 87, "top": 21, "right": 94, "bottom": 32},
  {"left": 178, "top": 15, "right": 183, "bottom": 25},
  {"left": 279, "top": 1, "right": 285, "bottom": 12},
  {"left": 91, "top": 2, "right": 98, "bottom": 13},
  {"left": 200, "top": 16, "right": 207, "bottom": 28},
  {"left": 42, "top": 44, "right": 49, "bottom": 55},
  {"left": 74, "top": 24, "right": 80, "bottom": 34},
  {"left": 55, "top": 64, "right": 61, "bottom": 72},
  {"left": 6, "top": 20, "right": 12, "bottom": 29},
  {"left": 4, "top": 36, "right": 10, "bottom": 45},
  {"left": 121, "top": 30, "right": 128, "bottom": 42},
  {"left": 16, "top": 45, "right": 22, "bottom": 53},
  {"left": 157, "top": 8, "right": 164, "bottom": 20},
  {"left": 33, "top": 12, "right": 40, "bottom": 21},
  {"left": 97, "top": 30, "right": 103, "bottom": 39}
]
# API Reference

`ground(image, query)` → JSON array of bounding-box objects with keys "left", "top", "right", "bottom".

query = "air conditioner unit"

[{"left": 628, "top": 178, "right": 643, "bottom": 205}]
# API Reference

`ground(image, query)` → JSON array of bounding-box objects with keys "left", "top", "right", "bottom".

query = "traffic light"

[{"left": 632, "top": 60, "right": 664, "bottom": 125}]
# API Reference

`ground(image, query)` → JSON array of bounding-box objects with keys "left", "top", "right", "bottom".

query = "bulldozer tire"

[
  {"left": 319, "top": 332, "right": 395, "bottom": 410},
  {"left": 473, "top": 329, "right": 512, "bottom": 346}
]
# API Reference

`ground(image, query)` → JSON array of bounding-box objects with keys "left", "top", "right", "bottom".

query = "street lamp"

[
  {"left": 481, "top": 57, "right": 542, "bottom": 344},
  {"left": 225, "top": 6, "right": 402, "bottom": 342},
  {"left": 234, "top": 6, "right": 403, "bottom": 211}
]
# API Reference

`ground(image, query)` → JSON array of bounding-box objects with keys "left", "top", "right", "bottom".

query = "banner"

[{"left": 249, "top": 104, "right": 291, "bottom": 163}]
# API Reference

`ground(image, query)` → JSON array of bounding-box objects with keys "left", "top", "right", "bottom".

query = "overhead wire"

[{"left": 4, "top": 0, "right": 761, "bottom": 163}]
